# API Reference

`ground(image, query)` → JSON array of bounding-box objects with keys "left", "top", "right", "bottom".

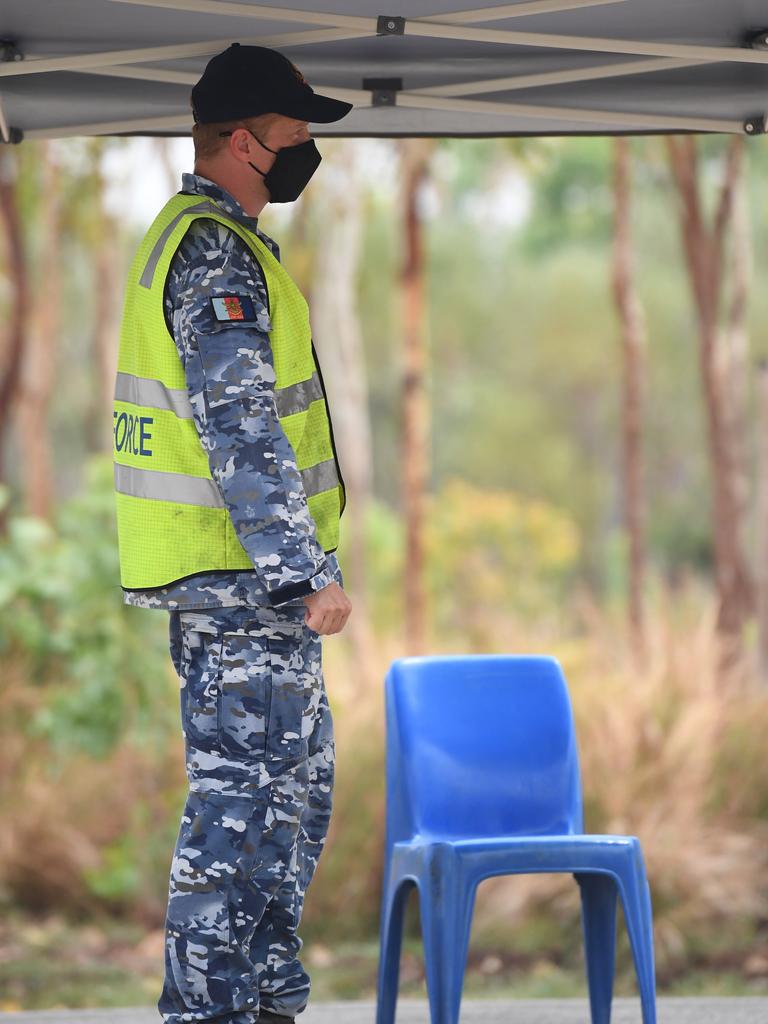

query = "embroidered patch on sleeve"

[{"left": 210, "top": 295, "right": 258, "bottom": 322}]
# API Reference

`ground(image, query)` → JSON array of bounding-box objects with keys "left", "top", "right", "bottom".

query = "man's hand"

[{"left": 303, "top": 581, "right": 352, "bottom": 635}]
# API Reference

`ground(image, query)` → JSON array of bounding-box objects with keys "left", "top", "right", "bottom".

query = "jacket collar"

[
  {"left": 181, "top": 172, "right": 260, "bottom": 231},
  {"left": 180, "top": 172, "right": 279, "bottom": 258}
]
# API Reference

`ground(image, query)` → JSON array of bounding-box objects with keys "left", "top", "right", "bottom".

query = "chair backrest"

[{"left": 384, "top": 655, "right": 583, "bottom": 843}]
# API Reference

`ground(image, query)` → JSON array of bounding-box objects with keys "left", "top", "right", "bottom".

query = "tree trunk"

[
  {"left": 665, "top": 136, "right": 754, "bottom": 666},
  {"left": 0, "top": 148, "right": 29, "bottom": 523},
  {"left": 757, "top": 360, "right": 768, "bottom": 685},
  {"left": 89, "top": 232, "right": 120, "bottom": 453},
  {"left": 724, "top": 164, "right": 752, "bottom": 549},
  {"left": 16, "top": 142, "right": 60, "bottom": 518},
  {"left": 611, "top": 138, "right": 647, "bottom": 663},
  {"left": 154, "top": 137, "right": 180, "bottom": 196},
  {"left": 398, "top": 139, "right": 435, "bottom": 655},
  {"left": 308, "top": 140, "right": 377, "bottom": 676},
  {"left": 77, "top": 142, "right": 121, "bottom": 454}
]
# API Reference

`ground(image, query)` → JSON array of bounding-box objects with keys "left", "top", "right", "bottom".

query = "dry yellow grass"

[
  {"left": 459, "top": 586, "right": 768, "bottom": 971},
  {"left": 2, "top": 580, "right": 767, "bottom": 979}
]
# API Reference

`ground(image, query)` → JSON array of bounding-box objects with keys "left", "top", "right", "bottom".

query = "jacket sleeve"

[{"left": 165, "top": 217, "right": 334, "bottom": 606}]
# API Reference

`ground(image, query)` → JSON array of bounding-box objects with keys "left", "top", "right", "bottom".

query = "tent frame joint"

[
  {"left": 0, "top": 127, "right": 23, "bottom": 144},
  {"left": 0, "top": 39, "right": 24, "bottom": 64},
  {"left": 744, "top": 114, "right": 766, "bottom": 135},
  {"left": 0, "top": 91, "right": 22, "bottom": 144},
  {"left": 363, "top": 76, "right": 402, "bottom": 107},
  {"left": 746, "top": 30, "right": 768, "bottom": 51},
  {"left": 376, "top": 15, "right": 406, "bottom": 36}
]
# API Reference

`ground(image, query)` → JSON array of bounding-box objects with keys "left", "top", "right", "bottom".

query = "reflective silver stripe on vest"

[
  {"left": 115, "top": 371, "right": 193, "bottom": 418},
  {"left": 116, "top": 370, "right": 322, "bottom": 422},
  {"left": 116, "top": 460, "right": 336, "bottom": 508},
  {"left": 115, "top": 463, "right": 225, "bottom": 508},
  {"left": 275, "top": 372, "right": 323, "bottom": 418},
  {"left": 140, "top": 200, "right": 240, "bottom": 289},
  {"left": 301, "top": 458, "right": 339, "bottom": 498}
]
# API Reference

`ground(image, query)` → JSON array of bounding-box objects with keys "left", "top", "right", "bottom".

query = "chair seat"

[
  {"left": 391, "top": 832, "right": 643, "bottom": 884},
  {"left": 399, "top": 833, "right": 640, "bottom": 853}
]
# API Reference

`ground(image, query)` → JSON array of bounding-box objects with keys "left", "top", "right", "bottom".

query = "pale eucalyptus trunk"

[
  {"left": 398, "top": 139, "right": 435, "bottom": 655},
  {"left": 666, "top": 136, "right": 754, "bottom": 671},
  {"left": 612, "top": 138, "right": 648, "bottom": 664},
  {"left": 757, "top": 361, "right": 768, "bottom": 685},
  {"left": 16, "top": 142, "right": 60, "bottom": 519},
  {"left": 0, "top": 148, "right": 29, "bottom": 524},
  {"left": 308, "top": 141, "right": 376, "bottom": 672}
]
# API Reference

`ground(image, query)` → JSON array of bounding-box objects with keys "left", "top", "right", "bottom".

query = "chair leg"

[
  {"left": 376, "top": 875, "right": 414, "bottom": 1024},
  {"left": 615, "top": 848, "right": 657, "bottom": 1024},
  {"left": 418, "top": 845, "right": 475, "bottom": 1024},
  {"left": 576, "top": 871, "right": 618, "bottom": 1024}
]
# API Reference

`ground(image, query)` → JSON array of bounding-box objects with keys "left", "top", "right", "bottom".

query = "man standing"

[{"left": 112, "top": 44, "right": 353, "bottom": 1024}]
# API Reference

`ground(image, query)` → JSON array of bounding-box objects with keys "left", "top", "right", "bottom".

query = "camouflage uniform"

[
  {"left": 159, "top": 604, "right": 334, "bottom": 1023},
  {"left": 128, "top": 174, "right": 340, "bottom": 1023}
]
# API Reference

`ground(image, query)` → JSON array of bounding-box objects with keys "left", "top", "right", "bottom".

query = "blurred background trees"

[{"left": 1, "top": 132, "right": 768, "bottom": 1010}]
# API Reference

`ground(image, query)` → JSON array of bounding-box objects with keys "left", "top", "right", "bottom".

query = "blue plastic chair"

[{"left": 375, "top": 655, "right": 656, "bottom": 1024}]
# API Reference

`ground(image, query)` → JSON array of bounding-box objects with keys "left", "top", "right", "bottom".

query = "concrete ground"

[{"left": 1, "top": 998, "right": 766, "bottom": 1023}]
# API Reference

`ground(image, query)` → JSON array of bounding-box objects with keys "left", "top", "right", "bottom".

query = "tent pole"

[
  {"left": 77, "top": 66, "right": 198, "bottom": 85},
  {"left": 108, "top": 0, "right": 768, "bottom": 66},
  {"left": 0, "top": 97, "right": 10, "bottom": 143},
  {"left": 0, "top": 30, "right": 365, "bottom": 78},
  {"left": 394, "top": 89, "right": 744, "bottom": 133},
  {"left": 409, "top": 56, "right": 705, "bottom": 97},
  {"left": 106, "top": 0, "right": 628, "bottom": 28},
  {"left": 23, "top": 84, "right": 749, "bottom": 138},
  {"left": 24, "top": 113, "right": 194, "bottom": 139},
  {"left": 424, "top": 0, "right": 627, "bottom": 23},
  {"left": 0, "top": 0, "right": 627, "bottom": 80},
  {"left": 75, "top": 54, "right": 704, "bottom": 98}
]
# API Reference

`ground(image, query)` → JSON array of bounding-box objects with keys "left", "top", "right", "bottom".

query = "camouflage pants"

[{"left": 158, "top": 604, "right": 335, "bottom": 1024}]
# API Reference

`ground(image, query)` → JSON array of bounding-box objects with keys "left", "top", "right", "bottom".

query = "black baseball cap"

[{"left": 191, "top": 43, "right": 354, "bottom": 124}]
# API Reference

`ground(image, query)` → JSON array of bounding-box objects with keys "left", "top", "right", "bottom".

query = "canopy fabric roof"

[{"left": 1, "top": 0, "right": 767, "bottom": 142}]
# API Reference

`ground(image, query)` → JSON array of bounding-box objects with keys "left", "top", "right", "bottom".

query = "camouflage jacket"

[{"left": 122, "top": 173, "right": 342, "bottom": 611}]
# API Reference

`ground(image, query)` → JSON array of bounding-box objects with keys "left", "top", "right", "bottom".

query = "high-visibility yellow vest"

[{"left": 113, "top": 192, "right": 346, "bottom": 591}]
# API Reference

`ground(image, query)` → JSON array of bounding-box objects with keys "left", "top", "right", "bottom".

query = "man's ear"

[{"left": 228, "top": 127, "right": 255, "bottom": 164}]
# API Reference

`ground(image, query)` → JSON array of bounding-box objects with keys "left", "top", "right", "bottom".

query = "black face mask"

[{"left": 248, "top": 132, "right": 321, "bottom": 203}]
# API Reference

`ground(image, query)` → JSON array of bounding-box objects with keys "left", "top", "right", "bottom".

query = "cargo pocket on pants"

[
  {"left": 218, "top": 618, "right": 310, "bottom": 766},
  {"left": 179, "top": 621, "right": 224, "bottom": 751}
]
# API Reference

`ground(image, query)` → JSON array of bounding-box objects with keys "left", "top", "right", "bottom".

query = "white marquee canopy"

[{"left": 1, "top": 0, "right": 767, "bottom": 142}]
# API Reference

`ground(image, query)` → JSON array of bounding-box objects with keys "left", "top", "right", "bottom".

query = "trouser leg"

[
  {"left": 252, "top": 631, "right": 335, "bottom": 1016},
  {"left": 158, "top": 607, "right": 327, "bottom": 1024}
]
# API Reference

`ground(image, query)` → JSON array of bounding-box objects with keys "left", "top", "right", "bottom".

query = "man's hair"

[{"left": 192, "top": 111, "right": 283, "bottom": 162}]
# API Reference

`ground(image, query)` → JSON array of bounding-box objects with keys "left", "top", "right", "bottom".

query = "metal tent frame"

[{"left": 1, "top": 0, "right": 767, "bottom": 141}]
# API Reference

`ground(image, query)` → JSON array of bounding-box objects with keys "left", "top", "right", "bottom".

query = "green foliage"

[
  {"left": 83, "top": 832, "right": 142, "bottom": 904},
  {"left": 337, "top": 482, "right": 579, "bottom": 631},
  {"left": 522, "top": 137, "right": 615, "bottom": 255},
  {"left": 342, "top": 497, "right": 405, "bottom": 630},
  {"left": 0, "top": 456, "right": 171, "bottom": 762},
  {"left": 426, "top": 476, "right": 579, "bottom": 624}
]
